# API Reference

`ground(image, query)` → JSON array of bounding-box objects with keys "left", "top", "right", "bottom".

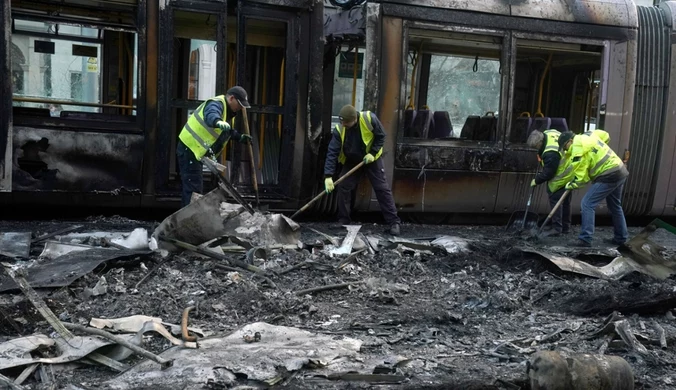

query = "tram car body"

[{"left": 0, "top": 0, "right": 675, "bottom": 219}]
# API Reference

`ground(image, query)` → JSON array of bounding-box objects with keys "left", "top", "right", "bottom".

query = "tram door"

[{"left": 229, "top": 6, "right": 298, "bottom": 197}]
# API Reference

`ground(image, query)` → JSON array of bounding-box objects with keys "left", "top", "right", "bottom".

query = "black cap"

[
  {"left": 558, "top": 131, "right": 575, "bottom": 150},
  {"left": 227, "top": 86, "right": 250, "bottom": 108}
]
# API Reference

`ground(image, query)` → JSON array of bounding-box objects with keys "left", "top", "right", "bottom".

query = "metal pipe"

[
  {"left": 12, "top": 96, "right": 134, "bottom": 109},
  {"left": 277, "top": 57, "right": 285, "bottom": 137},
  {"left": 259, "top": 47, "right": 268, "bottom": 171}
]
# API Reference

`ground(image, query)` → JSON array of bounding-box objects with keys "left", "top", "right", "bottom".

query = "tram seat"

[
  {"left": 549, "top": 117, "right": 569, "bottom": 132},
  {"left": 460, "top": 116, "right": 481, "bottom": 140},
  {"left": 510, "top": 116, "right": 533, "bottom": 143},
  {"left": 403, "top": 109, "right": 417, "bottom": 137},
  {"left": 529, "top": 117, "right": 551, "bottom": 133},
  {"left": 13, "top": 107, "right": 50, "bottom": 117},
  {"left": 475, "top": 114, "right": 497, "bottom": 141},
  {"left": 429, "top": 111, "right": 453, "bottom": 139},
  {"left": 409, "top": 109, "right": 433, "bottom": 138}
]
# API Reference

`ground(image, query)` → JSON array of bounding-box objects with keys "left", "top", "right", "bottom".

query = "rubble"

[{"left": 1, "top": 214, "right": 676, "bottom": 389}]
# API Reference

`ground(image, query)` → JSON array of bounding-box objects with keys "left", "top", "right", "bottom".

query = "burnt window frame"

[
  {"left": 506, "top": 31, "right": 607, "bottom": 149},
  {"left": 399, "top": 21, "right": 510, "bottom": 148},
  {"left": 9, "top": 12, "right": 141, "bottom": 133}
]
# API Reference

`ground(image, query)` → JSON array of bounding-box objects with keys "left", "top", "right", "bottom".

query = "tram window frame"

[
  {"left": 10, "top": 16, "right": 140, "bottom": 128},
  {"left": 402, "top": 26, "right": 506, "bottom": 145},
  {"left": 508, "top": 34, "right": 605, "bottom": 146}
]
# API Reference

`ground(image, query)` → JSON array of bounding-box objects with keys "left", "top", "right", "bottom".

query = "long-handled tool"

[
  {"left": 506, "top": 171, "right": 540, "bottom": 232},
  {"left": 533, "top": 189, "right": 571, "bottom": 238},
  {"left": 201, "top": 156, "right": 255, "bottom": 215},
  {"left": 290, "top": 161, "right": 365, "bottom": 220},
  {"left": 241, "top": 107, "right": 260, "bottom": 207}
]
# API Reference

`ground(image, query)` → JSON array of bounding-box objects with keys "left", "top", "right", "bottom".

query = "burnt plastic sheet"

[
  {"left": 0, "top": 232, "right": 31, "bottom": 259},
  {"left": 0, "top": 248, "right": 151, "bottom": 292}
]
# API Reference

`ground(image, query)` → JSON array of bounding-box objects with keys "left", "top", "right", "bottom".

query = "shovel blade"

[{"left": 506, "top": 211, "right": 539, "bottom": 232}]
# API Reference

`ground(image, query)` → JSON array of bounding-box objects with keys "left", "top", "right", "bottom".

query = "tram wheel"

[{"left": 328, "top": 0, "right": 367, "bottom": 10}]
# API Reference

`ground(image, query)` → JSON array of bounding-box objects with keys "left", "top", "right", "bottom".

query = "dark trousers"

[
  {"left": 337, "top": 158, "right": 401, "bottom": 225},
  {"left": 177, "top": 141, "right": 203, "bottom": 207},
  {"left": 547, "top": 186, "right": 572, "bottom": 234}
]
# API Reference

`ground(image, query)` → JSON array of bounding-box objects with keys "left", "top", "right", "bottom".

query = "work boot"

[
  {"left": 604, "top": 238, "right": 625, "bottom": 246},
  {"left": 388, "top": 223, "right": 401, "bottom": 236},
  {"left": 570, "top": 239, "right": 591, "bottom": 248}
]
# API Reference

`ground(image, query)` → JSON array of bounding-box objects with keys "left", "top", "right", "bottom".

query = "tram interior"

[
  {"left": 170, "top": 10, "right": 287, "bottom": 188},
  {"left": 511, "top": 40, "right": 602, "bottom": 145},
  {"left": 403, "top": 29, "right": 602, "bottom": 145},
  {"left": 404, "top": 30, "right": 503, "bottom": 143}
]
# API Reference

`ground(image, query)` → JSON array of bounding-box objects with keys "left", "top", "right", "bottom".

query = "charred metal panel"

[
  {"left": 141, "top": 0, "right": 158, "bottom": 201},
  {"left": 12, "top": 128, "right": 143, "bottom": 192},
  {"left": 324, "top": 4, "right": 366, "bottom": 41},
  {"left": 381, "top": 3, "right": 632, "bottom": 40},
  {"left": 502, "top": 148, "right": 539, "bottom": 172},
  {"left": 307, "top": 0, "right": 325, "bottom": 155},
  {"left": 363, "top": 3, "right": 381, "bottom": 112},
  {"left": 624, "top": 6, "right": 671, "bottom": 216},
  {"left": 249, "top": 0, "right": 310, "bottom": 7},
  {"left": 395, "top": 144, "right": 503, "bottom": 172},
  {"left": 392, "top": 169, "right": 500, "bottom": 212},
  {"left": 656, "top": 2, "right": 676, "bottom": 216},
  {"left": 0, "top": 0, "right": 11, "bottom": 192},
  {"left": 495, "top": 172, "right": 548, "bottom": 214},
  {"left": 377, "top": 0, "right": 637, "bottom": 28}
]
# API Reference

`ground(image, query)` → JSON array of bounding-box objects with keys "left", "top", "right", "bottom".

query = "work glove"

[
  {"left": 363, "top": 154, "right": 375, "bottom": 164},
  {"left": 324, "top": 177, "right": 335, "bottom": 194},
  {"left": 239, "top": 134, "right": 252, "bottom": 144},
  {"left": 530, "top": 179, "right": 537, "bottom": 187},
  {"left": 565, "top": 181, "right": 579, "bottom": 191},
  {"left": 216, "top": 120, "right": 231, "bottom": 133}
]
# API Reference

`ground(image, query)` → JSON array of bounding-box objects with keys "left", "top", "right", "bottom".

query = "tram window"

[
  {"left": 173, "top": 10, "right": 218, "bottom": 101},
  {"left": 405, "top": 31, "right": 502, "bottom": 142},
  {"left": 10, "top": 18, "right": 138, "bottom": 118},
  {"left": 332, "top": 47, "right": 366, "bottom": 127},
  {"left": 511, "top": 40, "right": 602, "bottom": 144}
]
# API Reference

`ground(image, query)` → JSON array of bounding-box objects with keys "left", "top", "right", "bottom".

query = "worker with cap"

[
  {"left": 558, "top": 131, "right": 629, "bottom": 247},
  {"left": 323, "top": 105, "right": 401, "bottom": 236},
  {"left": 526, "top": 129, "right": 575, "bottom": 236},
  {"left": 176, "top": 86, "right": 252, "bottom": 207}
]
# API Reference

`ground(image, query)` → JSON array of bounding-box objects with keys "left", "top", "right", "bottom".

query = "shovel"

[
  {"left": 532, "top": 189, "right": 571, "bottom": 239},
  {"left": 506, "top": 183, "right": 539, "bottom": 232},
  {"left": 290, "top": 161, "right": 365, "bottom": 220}
]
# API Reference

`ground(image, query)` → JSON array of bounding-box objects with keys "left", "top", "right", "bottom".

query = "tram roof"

[{"left": 372, "top": 0, "right": 639, "bottom": 29}]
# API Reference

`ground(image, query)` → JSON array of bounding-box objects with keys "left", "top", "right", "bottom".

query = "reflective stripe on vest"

[
  {"left": 335, "top": 111, "right": 383, "bottom": 164},
  {"left": 542, "top": 130, "right": 561, "bottom": 154},
  {"left": 588, "top": 138, "right": 622, "bottom": 178},
  {"left": 178, "top": 95, "right": 228, "bottom": 160}
]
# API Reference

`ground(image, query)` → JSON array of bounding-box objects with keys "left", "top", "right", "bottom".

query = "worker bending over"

[
  {"left": 323, "top": 105, "right": 401, "bottom": 236},
  {"left": 526, "top": 129, "right": 575, "bottom": 236},
  {"left": 558, "top": 131, "right": 629, "bottom": 247},
  {"left": 176, "top": 86, "right": 252, "bottom": 207}
]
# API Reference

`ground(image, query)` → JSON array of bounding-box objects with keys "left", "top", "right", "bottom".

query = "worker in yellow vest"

[
  {"left": 558, "top": 131, "right": 629, "bottom": 247},
  {"left": 176, "top": 86, "right": 252, "bottom": 207},
  {"left": 526, "top": 129, "right": 575, "bottom": 236},
  {"left": 323, "top": 105, "right": 401, "bottom": 236},
  {"left": 584, "top": 129, "right": 610, "bottom": 144}
]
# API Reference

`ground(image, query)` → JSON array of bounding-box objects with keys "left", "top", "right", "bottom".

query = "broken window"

[
  {"left": 509, "top": 39, "right": 603, "bottom": 144},
  {"left": 405, "top": 30, "right": 503, "bottom": 141},
  {"left": 11, "top": 17, "right": 138, "bottom": 118}
]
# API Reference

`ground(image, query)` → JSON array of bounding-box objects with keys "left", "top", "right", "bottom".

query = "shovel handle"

[
  {"left": 537, "top": 189, "right": 571, "bottom": 235},
  {"left": 241, "top": 107, "right": 260, "bottom": 206},
  {"left": 290, "top": 161, "right": 365, "bottom": 220}
]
